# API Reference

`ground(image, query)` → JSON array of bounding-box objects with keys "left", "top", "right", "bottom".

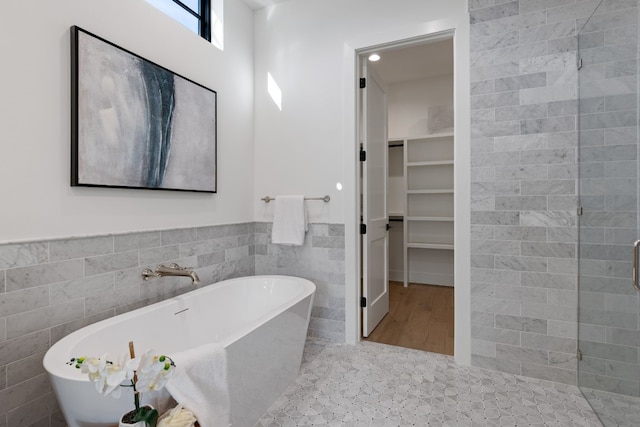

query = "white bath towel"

[
  {"left": 165, "top": 343, "right": 230, "bottom": 427},
  {"left": 271, "top": 195, "right": 308, "bottom": 246}
]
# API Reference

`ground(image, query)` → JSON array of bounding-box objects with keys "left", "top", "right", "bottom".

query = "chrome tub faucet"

[{"left": 142, "top": 263, "right": 201, "bottom": 285}]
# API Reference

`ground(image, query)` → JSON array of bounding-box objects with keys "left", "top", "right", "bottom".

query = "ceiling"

[
  {"left": 242, "top": 0, "right": 292, "bottom": 9},
  {"left": 368, "top": 38, "right": 454, "bottom": 84}
]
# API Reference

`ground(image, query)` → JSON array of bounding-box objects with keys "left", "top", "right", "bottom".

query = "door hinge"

[
  {"left": 359, "top": 77, "right": 366, "bottom": 88},
  {"left": 360, "top": 224, "right": 367, "bottom": 234},
  {"left": 577, "top": 206, "right": 583, "bottom": 216},
  {"left": 360, "top": 148, "right": 366, "bottom": 161},
  {"left": 386, "top": 223, "right": 391, "bottom": 231},
  {"left": 360, "top": 297, "right": 367, "bottom": 307},
  {"left": 577, "top": 349, "right": 583, "bottom": 361},
  {"left": 577, "top": 58, "right": 583, "bottom": 70}
]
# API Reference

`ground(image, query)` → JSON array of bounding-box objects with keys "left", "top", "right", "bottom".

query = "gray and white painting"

[{"left": 75, "top": 29, "right": 216, "bottom": 192}]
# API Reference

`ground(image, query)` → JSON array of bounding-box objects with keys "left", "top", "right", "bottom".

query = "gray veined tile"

[
  {"left": 495, "top": 164, "right": 549, "bottom": 181},
  {"left": 521, "top": 116, "right": 576, "bottom": 134},
  {"left": 578, "top": 8, "right": 639, "bottom": 35},
  {"left": 49, "top": 273, "right": 114, "bottom": 305},
  {"left": 520, "top": 210, "right": 576, "bottom": 227},
  {"left": 519, "top": 0, "right": 576, "bottom": 14},
  {"left": 0, "top": 329, "right": 50, "bottom": 366},
  {"left": 160, "top": 228, "right": 198, "bottom": 245},
  {"left": 495, "top": 314, "right": 547, "bottom": 333},
  {"left": 493, "top": 225, "right": 547, "bottom": 241},
  {"left": 496, "top": 343, "right": 549, "bottom": 364},
  {"left": 495, "top": 104, "right": 547, "bottom": 122},
  {"left": 6, "top": 259, "right": 84, "bottom": 291},
  {"left": 472, "top": 30, "right": 519, "bottom": 52},
  {"left": 470, "top": 1, "right": 519, "bottom": 24},
  {"left": 0, "top": 286, "right": 49, "bottom": 318},
  {"left": 521, "top": 180, "right": 576, "bottom": 196},
  {"left": 495, "top": 255, "right": 547, "bottom": 272},
  {"left": 495, "top": 195, "right": 548, "bottom": 210},
  {"left": 520, "top": 147, "right": 576, "bottom": 165},
  {"left": 114, "top": 231, "right": 161, "bottom": 252},
  {"left": 471, "top": 10, "right": 547, "bottom": 38},
  {"left": 471, "top": 211, "right": 520, "bottom": 225},
  {"left": 548, "top": 0, "right": 603, "bottom": 24},
  {"left": 580, "top": 110, "right": 637, "bottom": 130},
  {"left": 471, "top": 61, "right": 520, "bottom": 82},
  {"left": 520, "top": 52, "right": 576, "bottom": 74},
  {"left": 547, "top": 36, "right": 578, "bottom": 54},
  {"left": 49, "top": 236, "right": 113, "bottom": 261},
  {"left": 0, "top": 243, "right": 48, "bottom": 270},
  {"left": 521, "top": 241, "right": 576, "bottom": 259},
  {"left": 5, "top": 299, "right": 84, "bottom": 340},
  {"left": 471, "top": 79, "right": 496, "bottom": 96},
  {"left": 138, "top": 245, "right": 181, "bottom": 265},
  {"left": 471, "top": 267, "right": 520, "bottom": 286},
  {"left": 606, "top": 59, "right": 638, "bottom": 79},
  {"left": 84, "top": 251, "right": 139, "bottom": 276}
]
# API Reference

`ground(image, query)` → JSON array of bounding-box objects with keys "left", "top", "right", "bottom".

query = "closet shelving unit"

[{"left": 400, "top": 131, "right": 454, "bottom": 287}]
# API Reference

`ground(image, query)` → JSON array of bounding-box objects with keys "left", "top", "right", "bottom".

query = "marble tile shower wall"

[
  {"left": 0, "top": 223, "right": 257, "bottom": 426},
  {"left": 469, "top": 0, "right": 593, "bottom": 385},
  {"left": 254, "top": 222, "right": 346, "bottom": 342},
  {"left": 576, "top": 1, "right": 639, "bottom": 396}
]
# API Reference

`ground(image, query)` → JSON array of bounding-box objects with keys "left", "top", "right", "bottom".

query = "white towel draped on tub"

[
  {"left": 165, "top": 343, "right": 231, "bottom": 427},
  {"left": 271, "top": 195, "right": 308, "bottom": 246}
]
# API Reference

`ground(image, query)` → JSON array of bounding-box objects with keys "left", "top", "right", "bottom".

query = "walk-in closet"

[{"left": 363, "top": 38, "right": 455, "bottom": 356}]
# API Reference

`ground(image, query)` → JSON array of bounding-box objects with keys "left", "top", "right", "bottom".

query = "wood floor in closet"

[{"left": 364, "top": 281, "right": 454, "bottom": 356}]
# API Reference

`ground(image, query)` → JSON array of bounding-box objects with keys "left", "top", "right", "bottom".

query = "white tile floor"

[
  {"left": 257, "top": 340, "right": 604, "bottom": 426},
  {"left": 581, "top": 388, "right": 640, "bottom": 427}
]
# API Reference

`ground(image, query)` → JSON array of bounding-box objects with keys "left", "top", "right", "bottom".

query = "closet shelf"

[
  {"left": 407, "top": 189, "right": 454, "bottom": 194},
  {"left": 391, "top": 131, "right": 454, "bottom": 140},
  {"left": 407, "top": 243, "right": 454, "bottom": 250},
  {"left": 407, "top": 160, "right": 454, "bottom": 167},
  {"left": 406, "top": 216, "right": 453, "bottom": 222},
  {"left": 394, "top": 128, "right": 455, "bottom": 287}
]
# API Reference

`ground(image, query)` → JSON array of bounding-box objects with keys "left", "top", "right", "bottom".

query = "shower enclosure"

[{"left": 577, "top": 1, "right": 640, "bottom": 425}]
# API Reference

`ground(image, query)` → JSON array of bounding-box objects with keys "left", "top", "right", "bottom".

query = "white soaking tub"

[{"left": 43, "top": 275, "right": 315, "bottom": 427}]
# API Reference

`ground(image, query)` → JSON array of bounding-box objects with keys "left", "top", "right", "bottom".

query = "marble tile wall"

[
  {"left": 0, "top": 221, "right": 344, "bottom": 426},
  {"left": 255, "top": 223, "right": 346, "bottom": 342},
  {"left": 469, "top": 0, "right": 592, "bottom": 385},
  {"left": 576, "top": 0, "right": 640, "bottom": 397}
]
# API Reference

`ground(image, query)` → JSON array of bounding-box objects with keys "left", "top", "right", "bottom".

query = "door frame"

[{"left": 344, "top": 21, "right": 471, "bottom": 366}]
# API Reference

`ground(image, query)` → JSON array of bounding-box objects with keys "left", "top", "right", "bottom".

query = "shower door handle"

[{"left": 634, "top": 240, "right": 640, "bottom": 293}]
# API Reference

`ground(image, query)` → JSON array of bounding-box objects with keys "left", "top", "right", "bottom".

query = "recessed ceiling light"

[{"left": 368, "top": 54, "right": 380, "bottom": 62}]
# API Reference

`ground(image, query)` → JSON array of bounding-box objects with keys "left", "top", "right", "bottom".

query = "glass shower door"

[{"left": 577, "top": 1, "right": 640, "bottom": 425}]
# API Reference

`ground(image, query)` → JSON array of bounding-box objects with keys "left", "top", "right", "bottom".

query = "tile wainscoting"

[
  {"left": 0, "top": 221, "right": 344, "bottom": 426},
  {"left": 255, "top": 222, "right": 346, "bottom": 342}
]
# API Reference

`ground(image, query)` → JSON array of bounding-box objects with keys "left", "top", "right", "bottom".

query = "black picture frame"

[{"left": 71, "top": 26, "right": 217, "bottom": 193}]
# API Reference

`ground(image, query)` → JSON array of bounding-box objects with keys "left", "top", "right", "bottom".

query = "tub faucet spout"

[{"left": 142, "top": 263, "right": 201, "bottom": 286}]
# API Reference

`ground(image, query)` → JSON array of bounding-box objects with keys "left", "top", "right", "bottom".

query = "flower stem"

[{"left": 128, "top": 341, "right": 140, "bottom": 411}]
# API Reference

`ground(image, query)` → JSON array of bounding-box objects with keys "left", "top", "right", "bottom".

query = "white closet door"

[{"left": 362, "top": 63, "right": 389, "bottom": 337}]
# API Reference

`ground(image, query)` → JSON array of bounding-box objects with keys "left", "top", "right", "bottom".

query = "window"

[{"left": 147, "top": 0, "right": 213, "bottom": 42}]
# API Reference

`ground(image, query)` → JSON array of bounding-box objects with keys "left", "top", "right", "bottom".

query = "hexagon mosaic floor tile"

[
  {"left": 257, "top": 340, "right": 605, "bottom": 426},
  {"left": 580, "top": 388, "right": 640, "bottom": 427}
]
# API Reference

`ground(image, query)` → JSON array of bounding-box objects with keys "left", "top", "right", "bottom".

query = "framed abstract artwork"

[{"left": 70, "top": 26, "right": 217, "bottom": 193}]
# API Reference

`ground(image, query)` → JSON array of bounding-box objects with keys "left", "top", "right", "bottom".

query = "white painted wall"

[
  {"left": 0, "top": 0, "right": 254, "bottom": 243},
  {"left": 388, "top": 75, "right": 454, "bottom": 138},
  {"left": 253, "top": 0, "right": 471, "bottom": 365}
]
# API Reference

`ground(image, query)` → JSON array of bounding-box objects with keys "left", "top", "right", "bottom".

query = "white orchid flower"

[
  {"left": 132, "top": 349, "right": 176, "bottom": 393},
  {"left": 78, "top": 353, "right": 133, "bottom": 398}
]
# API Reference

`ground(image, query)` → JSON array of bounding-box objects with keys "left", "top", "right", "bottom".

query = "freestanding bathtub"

[{"left": 43, "top": 275, "right": 315, "bottom": 427}]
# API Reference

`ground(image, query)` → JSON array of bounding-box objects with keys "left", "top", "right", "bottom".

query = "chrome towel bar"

[{"left": 261, "top": 195, "right": 330, "bottom": 203}]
